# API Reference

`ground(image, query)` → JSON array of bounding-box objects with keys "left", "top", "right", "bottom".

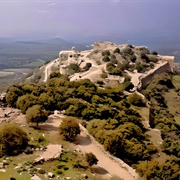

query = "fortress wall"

[
  {"left": 140, "top": 62, "right": 172, "bottom": 89},
  {"left": 158, "top": 55, "right": 174, "bottom": 72}
]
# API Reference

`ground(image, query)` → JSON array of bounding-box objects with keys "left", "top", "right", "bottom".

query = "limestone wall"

[
  {"left": 139, "top": 62, "right": 172, "bottom": 89},
  {"left": 158, "top": 55, "right": 174, "bottom": 72}
]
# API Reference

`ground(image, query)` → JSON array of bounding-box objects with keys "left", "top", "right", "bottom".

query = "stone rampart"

[{"left": 139, "top": 62, "right": 171, "bottom": 89}]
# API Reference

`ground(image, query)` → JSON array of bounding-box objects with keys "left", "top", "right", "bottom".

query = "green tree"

[
  {"left": 0, "top": 124, "right": 29, "bottom": 156},
  {"left": 136, "top": 158, "right": 180, "bottom": 180},
  {"left": 127, "top": 93, "right": 145, "bottom": 107},
  {"left": 26, "top": 105, "right": 48, "bottom": 126},
  {"left": 83, "top": 62, "right": 92, "bottom": 71},
  {"left": 151, "top": 51, "right": 158, "bottom": 55},
  {"left": 5, "top": 85, "right": 22, "bottom": 107},
  {"left": 101, "top": 50, "right": 110, "bottom": 56},
  {"left": 49, "top": 72, "right": 61, "bottom": 79},
  {"left": 102, "top": 55, "right": 110, "bottom": 62},
  {"left": 16, "top": 94, "right": 38, "bottom": 114},
  {"left": 59, "top": 117, "right": 80, "bottom": 141},
  {"left": 67, "top": 63, "right": 80, "bottom": 74},
  {"left": 85, "top": 152, "right": 98, "bottom": 166},
  {"left": 114, "top": 48, "right": 120, "bottom": 54}
]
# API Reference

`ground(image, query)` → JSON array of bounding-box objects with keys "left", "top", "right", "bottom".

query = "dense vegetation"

[
  {"left": 5, "top": 75, "right": 157, "bottom": 166},
  {"left": 142, "top": 73, "right": 180, "bottom": 158},
  {"left": 101, "top": 45, "right": 159, "bottom": 75},
  {"left": 4, "top": 67, "right": 180, "bottom": 179},
  {"left": 139, "top": 73, "right": 180, "bottom": 179}
]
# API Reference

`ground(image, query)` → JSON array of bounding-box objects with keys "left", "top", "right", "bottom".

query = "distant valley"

[
  {"left": 0, "top": 35, "right": 180, "bottom": 92},
  {"left": 0, "top": 37, "right": 90, "bottom": 69}
]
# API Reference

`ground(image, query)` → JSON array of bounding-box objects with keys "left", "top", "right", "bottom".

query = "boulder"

[{"left": 48, "top": 172, "right": 55, "bottom": 178}]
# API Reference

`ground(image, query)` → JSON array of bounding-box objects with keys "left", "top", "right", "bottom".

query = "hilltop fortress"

[{"left": 57, "top": 42, "right": 174, "bottom": 90}]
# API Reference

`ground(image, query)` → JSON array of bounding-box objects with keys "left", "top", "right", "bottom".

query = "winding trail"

[
  {"left": 43, "top": 58, "right": 58, "bottom": 82},
  {"left": 76, "top": 125, "right": 139, "bottom": 180},
  {"left": 44, "top": 113, "right": 139, "bottom": 179}
]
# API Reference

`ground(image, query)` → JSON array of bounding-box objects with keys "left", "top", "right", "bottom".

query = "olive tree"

[
  {"left": 0, "top": 124, "right": 29, "bottom": 156},
  {"left": 26, "top": 105, "right": 48, "bottom": 127},
  {"left": 85, "top": 152, "right": 98, "bottom": 166},
  {"left": 59, "top": 117, "right": 80, "bottom": 141}
]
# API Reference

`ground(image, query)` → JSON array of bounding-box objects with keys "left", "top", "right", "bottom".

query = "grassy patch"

[{"left": 19, "top": 61, "right": 44, "bottom": 68}]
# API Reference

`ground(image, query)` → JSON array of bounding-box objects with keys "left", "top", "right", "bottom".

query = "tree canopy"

[
  {"left": 0, "top": 123, "right": 29, "bottom": 157},
  {"left": 26, "top": 105, "right": 48, "bottom": 126},
  {"left": 85, "top": 152, "right": 98, "bottom": 166},
  {"left": 59, "top": 117, "right": 80, "bottom": 141}
]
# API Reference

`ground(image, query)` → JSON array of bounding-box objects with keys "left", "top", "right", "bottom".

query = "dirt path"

[
  {"left": 76, "top": 125, "right": 139, "bottom": 180},
  {"left": 43, "top": 58, "right": 58, "bottom": 82},
  {"left": 47, "top": 113, "right": 139, "bottom": 179}
]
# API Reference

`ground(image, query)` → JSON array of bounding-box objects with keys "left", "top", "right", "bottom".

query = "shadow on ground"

[
  {"left": 76, "top": 135, "right": 91, "bottom": 146},
  {"left": 91, "top": 165, "right": 110, "bottom": 175},
  {"left": 39, "top": 124, "right": 58, "bottom": 131}
]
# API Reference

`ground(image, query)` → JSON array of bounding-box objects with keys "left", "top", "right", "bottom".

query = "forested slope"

[{"left": 5, "top": 71, "right": 180, "bottom": 179}]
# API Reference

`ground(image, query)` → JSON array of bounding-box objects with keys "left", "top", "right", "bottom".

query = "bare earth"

[
  {"left": 2, "top": 110, "right": 139, "bottom": 179},
  {"left": 43, "top": 58, "right": 58, "bottom": 82},
  {"left": 76, "top": 125, "right": 138, "bottom": 180},
  {"left": 46, "top": 113, "right": 139, "bottom": 180}
]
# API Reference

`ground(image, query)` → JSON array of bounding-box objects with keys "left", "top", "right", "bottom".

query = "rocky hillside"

[
  {"left": 26, "top": 42, "right": 174, "bottom": 90},
  {"left": 0, "top": 42, "right": 179, "bottom": 180}
]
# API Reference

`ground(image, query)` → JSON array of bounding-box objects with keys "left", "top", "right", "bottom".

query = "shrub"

[
  {"left": 111, "top": 58, "right": 118, "bottom": 64},
  {"left": 140, "top": 53, "right": 150, "bottom": 63},
  {"left": 101, "top": 72, "right": 108, "bottom": 79},
  {"left": 59, "top": 117, "right": 80, "bottom": 141},
  {"left": 151, "top": 51, "right": 158, "bottom": 55},
  {"left": 122, "top": 47, "right": 134, "bottom": 55},
  {"left": 38, "top": 135, "right": 45, "bottom": 143},
  {"left": 38, "top": 169, "right": 46, "bottom": 174},
  {"left": 5, "top": 85, "right": 22, "bottom": 107},
  {"left": 136, "top": 62, "right": 146, "bottom": 73},
  {"left": 114, "top": 48, "right": 120, "bottom": 53},
  {"left": 67, "top": 63, "right": 80, "bottom": 73},
  {"left": 26, "top": 105, "right": 48, "bottom": 127},
  {"left": 64, "top": 166, "right": 69, "bottom": 171},
  {"left": 97, "top": 80, "right": 104, "bottom": 85},
  {"left": 102, "top": 55, "right": 110, "bottom": 62},
  {"left": 117, "top": 61, "right": 129, "bottom": 71},
  {"left": 127, "top": 44, "right": 133, "bottom": 48},
  {"left": 16, "top": 94, "right": 38, "bottom": 114},
  {"left": 129, "top": 55, "right": 136, "bottom": 63},
  {"left": 0, "top": 124, "right": 29, "bottom": 157},
  {"left": 57, "top": 164, "right": 65, "bottom": 169},
  {"left": 85, "top": 152, "right": 98, "bottom": 166},
  {"left": 136, "top": 158, "right": 179, "bottom": 179},
  {"left": 110, "top": 67, "right": 122, "bottom": 76},
  {"left": 83, "top": 62, "right": 92, "bottom": 71},
  {"left": 106, "top": 62, "right": 115, "bottom": 72},
  {"left": 50, "top": 72, "right": 61, "bottom": 79},
  {"left": 101, "top": 50, "right": 110, "bottom": 56},
  {"left": 127, "top": 93, "right": 145, "bottom": 107},
  {"left": 56, "top": 170, "right": 63, "bottom": 175}
]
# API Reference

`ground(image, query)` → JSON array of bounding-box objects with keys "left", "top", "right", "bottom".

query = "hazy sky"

[{"left": 0, "top": 0, "right": 180, "bottom": 40}]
